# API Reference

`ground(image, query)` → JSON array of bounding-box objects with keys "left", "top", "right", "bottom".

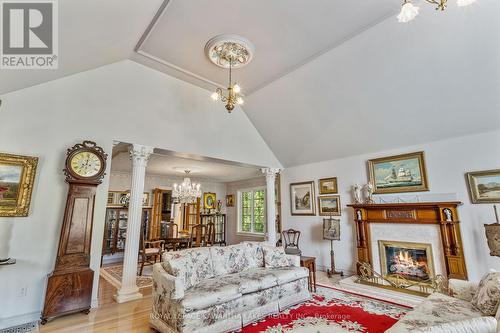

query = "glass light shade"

[
  {"left": 397, "top": 2, "right": 420, "bottom": 23},
  {"left": 211, "top": 92, "right": 219, "bottom": 101},
  {"left": 236, "top": 97, "right": 244, "bottom": 105},
  {"left": 457, "top": 0, "right": 477, "bottom": 6},
  {"left": 233, "top": 84, "right": 241, "bottom": 93}
]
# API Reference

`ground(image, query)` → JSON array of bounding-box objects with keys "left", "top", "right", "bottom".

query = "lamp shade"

[{"left": 323, "top": 218, "right": 340, "bottom": 240}]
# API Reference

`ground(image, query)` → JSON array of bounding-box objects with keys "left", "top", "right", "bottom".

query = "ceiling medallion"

[
  {"left": 205, "top": 34, "right": 255, "bottom": 113},
  {"left": 398, "top": 0, "right": 477, "bottom": 23}
]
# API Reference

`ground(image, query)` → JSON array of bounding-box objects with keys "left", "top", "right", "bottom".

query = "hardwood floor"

[
  {"left": 40, "top": 277, "right": 154, "bottom": 333},
  {"left": 39, "top": 272, "right": 342, "bottom": 332}
]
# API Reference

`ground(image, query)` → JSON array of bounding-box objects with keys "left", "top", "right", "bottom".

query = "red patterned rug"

[{"left": 239, "top": 285, "right": 411, "bottom": 333}]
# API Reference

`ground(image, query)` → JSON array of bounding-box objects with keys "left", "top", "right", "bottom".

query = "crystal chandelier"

[
  {"left": 205, "top": 34, "right": 255, "bottom": 113},
  {"left": 172, "top": 170, "right": 201, "bottom": 204},
  {"left": 397, "top": 0, "right": 477, "bottom": 23}
]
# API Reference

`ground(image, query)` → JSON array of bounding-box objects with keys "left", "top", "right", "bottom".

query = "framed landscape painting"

[
  {"left": 290, "top": 181, "right": 315, "bottom": 215},
  {"left": 0, "top": 153, "right": 38, "bottom": 217},
  {"left": 319, "top": 177, "right": 338, "bottom": 194},
  {"left": 318, "top": 195, "right": 341, "bottom": 216},
  {"left": 466, "top": 169, "right": 500, "bottom": 203},
  {"left": 368, "top": 151, "right": 429, "bottom": 194}
]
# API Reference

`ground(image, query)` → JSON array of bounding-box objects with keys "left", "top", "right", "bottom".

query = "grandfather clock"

[{"left": 41, "top": 141, "right": 107, "bottom": 324}]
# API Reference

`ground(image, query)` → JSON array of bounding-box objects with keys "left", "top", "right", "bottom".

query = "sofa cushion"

[
  {"left": 386, "top": 292, "right": 486, "bottom": 333},
  {"left": 472, "top": 271, "right": 500, "bottom": 316},
  {"left": 242, "top": 241, "right": 265, "bottom": 268},
  {"left": 266, "top": 266, "right": 309, "bottom": 285},
  {"left": 224, "top": 268, "right": 278, "bottom": 294},
  {"left": 262, "top": 245, "right": 291, "bottom": 268},
  {"left": 210, "top": 244, "right": 251, "bottom": 276},
  {"left": 181, "top": 277, "right": 241, "bottom": 311},
  {"left": 162, "top": 248, "right": 214, "bottom": 289}
]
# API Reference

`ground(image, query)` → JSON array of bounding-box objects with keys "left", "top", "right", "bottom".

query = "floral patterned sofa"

[
  {"left": 386, "top": 279, "right": 498, "bottom": 333},
  {"left": 150, "top": 242, "right": 311, "bottom": 333}
]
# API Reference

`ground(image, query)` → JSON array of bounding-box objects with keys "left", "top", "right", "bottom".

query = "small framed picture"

[
  {"left": 226, "top": 194, "right": 234, "bottom": 207},
  {"left": 290, "top": 181, "right": 316, "bottom": 216},
  {"left": 466, "top": 169, "right": 500, "bottom": 204},
  {"left": 318, "top": 195, "right": 341, "bottom": 216},
  {"left": 203, "top": 192, "right": 216, "bottom": 209},
  {"left": 319, "top": 177, "right": 338, "bottom": 194},
  {"left": 323, "top": 218, "right": 340, "bottom": 240}
]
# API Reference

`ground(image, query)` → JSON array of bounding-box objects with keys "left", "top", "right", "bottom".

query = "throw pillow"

[
  {"left": 262, "top": 245, "right": 290, "bottom": 268},
  {"left": 472, "top": 271, "right": 500, "bottom": 316}
]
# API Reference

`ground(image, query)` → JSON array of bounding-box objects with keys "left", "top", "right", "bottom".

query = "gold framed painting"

[
  {"left": 466, "top": 169, "right": 500, "bottom": 204},
  {"left": 290, "top": 181, "right": 316, "bottom": 215},
  {"left": 203, "top": 192, "right": 216, "bottom": 209},
  {"left": 318, "top": 195, "right": 341, "bottom": 216},
  {"left": 226, "top": 194, "right": 234, "bottom": 207},
  {"left": 107, "top": 191, "right": 150, "bottom": 207},
  {"left": 318, "top": 177, "right": 338, "bottom": 194},
  {"left": 368, "top": 151, "right": 429, "bottom": 194},
  {"left": 0, "top": 153, "right": 38, "bottom": 217}
]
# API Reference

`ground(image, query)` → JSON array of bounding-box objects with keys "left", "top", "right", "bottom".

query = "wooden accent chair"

[
  {"left": 189, "top": 224, "right": 207, "bottom": 248},
  {"left": 138, "top": 230, "right": 164, "bottom": 276},
  {"left": 163, "top": 222, "right": 178, "bottom": 252},
  {"left": 282, "top": 229, "right": 302, "bottom": 255},
  {"left": 205, "top": 222, "right": 216, "bottom": 246}
]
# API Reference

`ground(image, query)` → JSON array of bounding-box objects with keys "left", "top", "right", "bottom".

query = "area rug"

[
  {"left": 100, "top": 264, "right": 153, "bottom": 289},
  {"left": 238, "top": 284, "right": 411, "bottom": 333}
]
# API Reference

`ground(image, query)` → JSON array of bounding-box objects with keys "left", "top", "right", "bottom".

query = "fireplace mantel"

[{"left": 347, "top": 202, "right": 468, "bottom": 280}]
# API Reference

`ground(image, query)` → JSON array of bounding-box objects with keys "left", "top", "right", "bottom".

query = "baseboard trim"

[{"left": 0, "top": 311, "right": 40, "bottom": 331}]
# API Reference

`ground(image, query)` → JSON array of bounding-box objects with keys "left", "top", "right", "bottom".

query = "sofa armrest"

[
  {"left": 413, "top": 316, "right": 497, "bottom": 333},
  {"left": 286, "top": 254, "right": 300, "bottom": 267},
  {"left": 153, "top": 263, "right": 185, "bottom": 300},
  {"left": 449, "top": 279, "right": 478, "bottom": 302}
]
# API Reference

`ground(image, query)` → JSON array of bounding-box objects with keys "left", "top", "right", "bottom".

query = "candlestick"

[{"left": 494, "top": 205, "right": 499, "bottom": 224}]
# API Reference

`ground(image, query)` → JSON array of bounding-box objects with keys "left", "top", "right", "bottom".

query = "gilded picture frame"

[
  {"left": 318, "top": 177, "right": 338, "bottom": 194},
  {"left": 318, "top": 195, "right": 341, "bottom": 216},
  {"left": 203, "top": 192, "right": 216, "bottom": 209},
  {"left": 226, "top": 194, "right": 235, "bottom": 207},
  {"left": 466, "top": 169, "right": 500, "bottom": 204},
  {"left": 368, "top": 151, "right": 429, "bottom": 194},
  {"left": 0, "top": 153, "right": 38, "bottom": 217},
  {"left": 107, "top": 191, "right": 150, "bottom": 207},
  {"left": 290, "top": 181, "right": 316, "bottom": 216}
]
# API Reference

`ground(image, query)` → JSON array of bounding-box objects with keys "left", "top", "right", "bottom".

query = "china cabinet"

[{"left": 200, "top": 213, "right": 226, "bottom": 246}]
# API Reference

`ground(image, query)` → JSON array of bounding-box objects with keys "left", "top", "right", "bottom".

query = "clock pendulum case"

[{"left": 41, "top": 141, "right": 107, "bottom": 324}]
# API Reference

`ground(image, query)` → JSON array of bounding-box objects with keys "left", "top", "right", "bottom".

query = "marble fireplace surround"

[{"left": 347, "top": 202, "right": 468, "bottom": 280}]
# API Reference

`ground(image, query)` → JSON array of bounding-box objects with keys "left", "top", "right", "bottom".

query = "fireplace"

[{"left": 379, "top": 241, "right": 435, "bottom": 283}]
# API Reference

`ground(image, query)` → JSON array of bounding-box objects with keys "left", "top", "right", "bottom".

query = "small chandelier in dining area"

[
  {"left": 397, "top": 0, "right": 477, "bottom": 23},
  {"left": 172, "top": 170, "right": 201, "bottom": 204},
  {"left": 205, "top": 34, "right": 254, "bottom": 113}
]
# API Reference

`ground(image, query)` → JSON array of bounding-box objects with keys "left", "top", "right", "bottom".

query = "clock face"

[{"left": 70, "top": 151, "right": 102, "bottom": 178}]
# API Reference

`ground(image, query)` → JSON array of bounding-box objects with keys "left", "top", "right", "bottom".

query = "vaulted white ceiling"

[{"left": 1, "top": 0, "right": 499, "bottom": 167}]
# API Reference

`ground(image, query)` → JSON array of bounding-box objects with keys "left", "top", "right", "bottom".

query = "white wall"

[
  {"left": 225, "top": 176, "right": 266, "bottom": 245},
  {"left": 0, "top": 60, "right": 281, "bottom": 328},
  {"left": 281, "top": 130, "right": 500, "bottom": 282}
]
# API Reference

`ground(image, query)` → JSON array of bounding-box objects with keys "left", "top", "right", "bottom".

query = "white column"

[
  {"left": 114, "top": 144, "right": 153, "bottom": 303},
  {"left": 261, "top": 168, "right": 281, "bottom": 246}
]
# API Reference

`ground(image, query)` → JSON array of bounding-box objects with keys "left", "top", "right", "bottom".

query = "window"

[{"left": 238, "top": 187, "right": 266, "bottom": 235}]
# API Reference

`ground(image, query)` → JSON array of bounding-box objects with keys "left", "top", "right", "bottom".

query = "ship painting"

[{"left": 369, "top": 152, "right": 428, "bottom": 193}]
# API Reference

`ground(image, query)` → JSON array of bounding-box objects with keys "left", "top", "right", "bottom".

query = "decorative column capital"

[
  {"left": 261, "top": 168, "right": 281, "bottom": 180},
  {"left": 129, "top": 144, "right": 154, "bottom": 167}
]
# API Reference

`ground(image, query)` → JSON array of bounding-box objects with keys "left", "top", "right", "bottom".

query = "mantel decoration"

[
  {"left": 397, "top": 0, "right": 477, "bottom": 23},
  {"left": 206, "top": 34, "right": 254, "bottom": 112},
  {"left": 0, "top": 152, "right": 38, "bottom": 217},
  {"left": 172, "top": 170, "right": 201, "bottom": 204}
]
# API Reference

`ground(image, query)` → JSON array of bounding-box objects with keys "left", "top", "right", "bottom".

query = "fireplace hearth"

[{"left": 379, "top": 241, "right": 434, "bottom": 283}]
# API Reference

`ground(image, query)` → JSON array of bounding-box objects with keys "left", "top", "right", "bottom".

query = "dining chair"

[
  {"left": 205, "top": 222, "right": 216, "bottom": 246},
  {"left": 189, "top": 224, "right": 207, "bottom": 248},
  {"left": 282, "top": 229, "right": 302, "bottom": 255},
  {"left": 163, "top": 222, "right": 178, "bottom": 252},
  {"left": 138, "top": 228, "right": 164, "bottom": 275}
]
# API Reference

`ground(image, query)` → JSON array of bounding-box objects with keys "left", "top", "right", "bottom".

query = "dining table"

[{"left": 162, "top": 235, "right": 190, "bottom": 251}]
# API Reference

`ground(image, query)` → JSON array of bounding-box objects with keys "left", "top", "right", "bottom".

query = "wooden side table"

[{"left": 300, "top": 256, "right": 316, "bottom": 292}]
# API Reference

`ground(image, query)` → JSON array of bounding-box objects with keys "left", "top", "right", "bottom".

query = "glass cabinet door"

[
  {"left": 116, "top": 209, "right": 128, "bottom": 251},
  {"left": 103, "top": 209, "right": 117, "bottom": 254}
]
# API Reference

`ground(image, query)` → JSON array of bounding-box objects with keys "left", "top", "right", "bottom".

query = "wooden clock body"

[{"left": 41, "top": 141, "right": 107, "bottom": 324}]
